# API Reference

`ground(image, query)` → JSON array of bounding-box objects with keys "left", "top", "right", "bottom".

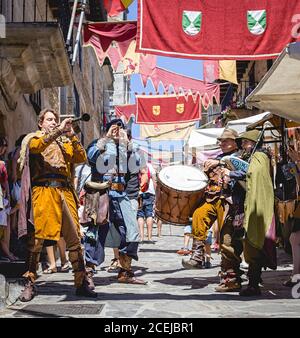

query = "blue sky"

[
  {"left": 127, "top": 0, "right": 203, "bottom": 97},
  {"left": 126, "top": 1, "right": 203, "bottom": 156}
]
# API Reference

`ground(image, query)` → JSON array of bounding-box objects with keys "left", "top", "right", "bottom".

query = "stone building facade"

[{"left": 0, "top": 0, "right": 112, "bottom": 151}]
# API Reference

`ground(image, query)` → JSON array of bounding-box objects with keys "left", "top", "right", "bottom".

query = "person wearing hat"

[
  {"left": 182, "top": 128, "right": 239, "bottom": 270},
  {"left": 214, "top": 130, "right": 261, "bottom": 292},
  {"left": 86, "top": 119, "right": 147, "bottom": 285},
  {"left": 231, "top": 129, "right": 276, "bottom": 296}
]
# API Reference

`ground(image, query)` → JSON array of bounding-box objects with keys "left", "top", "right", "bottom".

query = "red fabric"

[
  {"left": 115, "top": 104, "right": 136, "bottom": 122},
  {"left": 137, "top": 0, "right": 300, "bottom": 60},
  {"left": 103, "top": 0, "right": 126, "bottom": 17},
  {"left": 203, "top": 61, "right": 219, "bottom": 83},
  {"left": 136, "top": 94, "right": 201, "bottom": 124},
  {"left": 0, "top": 161, "right": 8, "bottom": 192},
  {"left": 139, "top": 63, "right": 220, "bottom": 108},
  {"left": 139, "top": 167, "right": 151, "bottom": 192},
  {"left": 107, "top": 44, "right": 122, "bottom": 70},
  {"left": 83, "top": 22, "right": 137, "bottom": 60}
]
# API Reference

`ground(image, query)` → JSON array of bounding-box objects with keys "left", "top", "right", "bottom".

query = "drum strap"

[{"left": 220, "top": 201, "right": 230, "bottom": 229}]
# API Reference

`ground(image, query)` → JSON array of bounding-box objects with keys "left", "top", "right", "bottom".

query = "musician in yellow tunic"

[
  {"left": 182, "top": 129, "right": 238, "bottom": 270},
  {"left": 18, "top": 108, "right": 96, "bottom": 302}
]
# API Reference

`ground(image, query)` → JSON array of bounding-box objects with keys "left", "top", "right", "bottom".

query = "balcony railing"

[
  {"left": 0, "top": 0, "right": 73, "bottom": 48},
  {"left": 0, "top": 0, "right": 52, "bottom": 23}
]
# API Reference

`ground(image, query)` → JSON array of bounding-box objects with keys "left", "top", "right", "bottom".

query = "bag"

[
  {"left": 82, "top": 191, "right": 109, "bottom": 226},
  {"left": 281, "top": 162, "right": 298, "bottom": 181},
  {"left": 11, "top": 181, "right": 21, "bottom": 202}
]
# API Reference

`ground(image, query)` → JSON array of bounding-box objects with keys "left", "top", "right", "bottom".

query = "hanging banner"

[
  {"left": 83, "top": 22, "right": 137, "bottom": 69},
  {"left": 140, "top": 122, "right": 195, "bottom": 140},
  {"left": 203, "top": 60, "right": 238, "bottom": 84},
  {"left": 103, "top": 0, "right": 134, "bottom": 17},
  {"left": 136, "top": 94, "right": 201, "bottom": 124},
  {"left": 137, "top": 0, "right": 300, "bottom": 60},
  {"left": 115, "top": 104, "right": 136, "bottom": 122},
  {"left": 139, "top": 61, "right": 220, "bottom": 108}
]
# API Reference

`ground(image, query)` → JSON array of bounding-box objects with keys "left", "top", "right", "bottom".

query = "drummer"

[{"left": 182, "top": 128, "right": 238, "bottom": 272}]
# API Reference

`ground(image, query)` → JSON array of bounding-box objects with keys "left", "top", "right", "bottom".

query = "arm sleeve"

[
  {"left": 69, "top": 136, "right": 87, "bottom": 163},
  {"left": 87, "top": 139, "right": 101, "bottom": 165},
  {"left": 229, "top": 170, "right": 247, "bottom": 181}
]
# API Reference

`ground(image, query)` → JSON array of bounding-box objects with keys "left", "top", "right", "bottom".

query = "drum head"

[{"left": 158, "top": 165, "right": 208, "bottom": 191}]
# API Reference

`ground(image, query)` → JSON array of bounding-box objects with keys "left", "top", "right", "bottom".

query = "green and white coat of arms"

[
  {"left": 247, "top": 10, "right": 267, "bottom": 35},
  {"left": 182, "top": 11, "right": 202, "bottom": 36}
]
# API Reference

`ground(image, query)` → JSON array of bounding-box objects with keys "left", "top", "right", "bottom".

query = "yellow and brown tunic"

[{"left": 28, "top": 129, "right": 86, "bottom": 241}]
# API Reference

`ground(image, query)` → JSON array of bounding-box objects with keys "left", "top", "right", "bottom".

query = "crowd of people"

[{"left": 0, "top": 107, "right": 299, "bottom": 302}]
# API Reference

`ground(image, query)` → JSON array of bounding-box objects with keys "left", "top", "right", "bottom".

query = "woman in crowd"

[{"left": 0, "top": 136, "right": 18, "bottom": 261}]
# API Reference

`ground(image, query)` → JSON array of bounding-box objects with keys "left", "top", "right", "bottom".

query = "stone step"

[{"left": 0, "top": 274, "right": 24, "bottom": 309}]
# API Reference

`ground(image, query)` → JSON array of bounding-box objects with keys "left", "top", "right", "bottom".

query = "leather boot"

[
  {"left": 76, "top": 278, "right": 98, "bottom": 298},
  {"left": 117, "top": 255, "right": 147, "bottom": 285},
  {"left": 86, "top": 268, "right": 95, "bottom": 291},
  {"left": 19, "top": 278, "right": 37, "bottom": 302},
  {"left": 216, "top": 251, "right": 242, "bottom": 292},
  {"left": 215, "top": 270, "right": 242, "bottom": 292},
  {"left": 19, "top": 250, "right": 41, "bottom": 302},
  {"left": 239, "top": 263, "right": 262, "bottom": 297},
  {"left": 69, "top": 248, "right": 86, "bottom": 288},
  {"left": 182, "top": 239, "right": 205, "bottom": 269}
]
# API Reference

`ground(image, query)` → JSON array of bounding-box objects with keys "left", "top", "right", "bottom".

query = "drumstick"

[{"left": 186, "top": 178, "right": 208, "bottom": 181}]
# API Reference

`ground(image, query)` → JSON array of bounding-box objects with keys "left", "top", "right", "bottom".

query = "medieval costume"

[
  {"left": 18, "top": 125, "right": 97, "bottom": 302},
  {"left": 239, "top": 130, "right": 277, "bottom": 296},
  {"left": 86, "top": 119, "right": 147, "bottom": 284},
  {"left": 182, "top": 128, "right": 238, "bottom": 270}
]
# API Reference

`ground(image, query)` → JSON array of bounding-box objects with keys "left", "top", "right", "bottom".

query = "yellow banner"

[
  {"left": 121, "top": 0, "right": 134, "bottom": 8},
  {"left": 219, "top": 60, "right": 238, "bottom": 85},
  {"left": 140, "top": 122, "right": 195, "bottom": 140}
]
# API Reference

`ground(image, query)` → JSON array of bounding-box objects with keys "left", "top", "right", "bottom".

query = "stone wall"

[
  {"left": 0, "top": 0, "right": 112, "bottom": 151},
  {"left": 0, "top": 93, "right": 38, "bottom": 152}
]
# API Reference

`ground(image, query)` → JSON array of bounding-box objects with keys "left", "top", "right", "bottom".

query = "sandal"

[
  {"left": 107, "top": 258, "right": 120, "bottom": 272},
  {"left": 43, "top": 267, "right": 57, "bottom": 274},
  {"left": 60, "top": 262, "right": 70, "bottom": 272}
]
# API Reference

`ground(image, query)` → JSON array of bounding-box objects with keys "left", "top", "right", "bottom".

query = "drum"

[{"left": 155, "top": 165, "right": 208, "bottom": 225}]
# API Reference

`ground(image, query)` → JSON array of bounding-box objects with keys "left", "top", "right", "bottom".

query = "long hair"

[{"left": 37, "top": 108, "right": 59, "bottom": 129}]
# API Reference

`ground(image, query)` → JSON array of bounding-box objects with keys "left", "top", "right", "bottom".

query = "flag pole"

[
  {"left": 66, "top": 0, "right": 79, "bottom": 51},
  {"left": 72, "top": 0, "right": 87, "bottom": 66}
]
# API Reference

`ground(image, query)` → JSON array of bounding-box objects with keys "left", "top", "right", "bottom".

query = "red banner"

[
  {"left": 137, "top": 0, "right": 300, "bottom": 60},
  {"left": 115, "top": 104, "right": 136, "bottom": 122},
  {"left": 83, "top": 22, "right": 137, "bottom": 66},
  {"left": 139, "top": 65, "right": 220, "bottom": 109},
  {"left": 104, "top": 0, "right": 134, "bottom": 17},
  {"left": 136, "top": 94, "right": 201, "bottom": 124}
]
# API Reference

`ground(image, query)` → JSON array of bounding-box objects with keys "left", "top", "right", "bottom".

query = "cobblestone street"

[{"left": 1, "top": 224, "right": 299, "bottom": 318}]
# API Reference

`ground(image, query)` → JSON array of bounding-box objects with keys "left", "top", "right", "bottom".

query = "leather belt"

[
  {"left": 110, "top": 183, "right": 125, "bottom": 192},
  {"left": 32, "top": 180, "right": 69, "bottom": 188},
  {"left": 35, "top": 174, "right": 68, "bottom": 180}
]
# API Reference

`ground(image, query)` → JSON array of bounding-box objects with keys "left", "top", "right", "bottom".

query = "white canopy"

[
  {"left": 246, "top": 42, "right": 300, "bottom": 123},
  {"left": 187, "top": 112, "right": 270, "bottom": 148},
  {"left": 226, "top": 112, "right": 270, "bottom": 133},
  {"left": 188, "top": 128, "right": 224, "bottom": 149}
]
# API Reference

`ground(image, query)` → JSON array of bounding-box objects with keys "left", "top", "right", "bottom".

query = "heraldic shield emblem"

[
  {"left": 182, "top": 11, "right": 202, "bottom": 36},
  {"left": 152, "top": 105, "right": 161, "bottom": 116},
  {"left": 247, "top": 10, "right": 266, "bottom": 35},
  {"left": 176, "top": 103, "right": 185, "bottom": 114}
]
